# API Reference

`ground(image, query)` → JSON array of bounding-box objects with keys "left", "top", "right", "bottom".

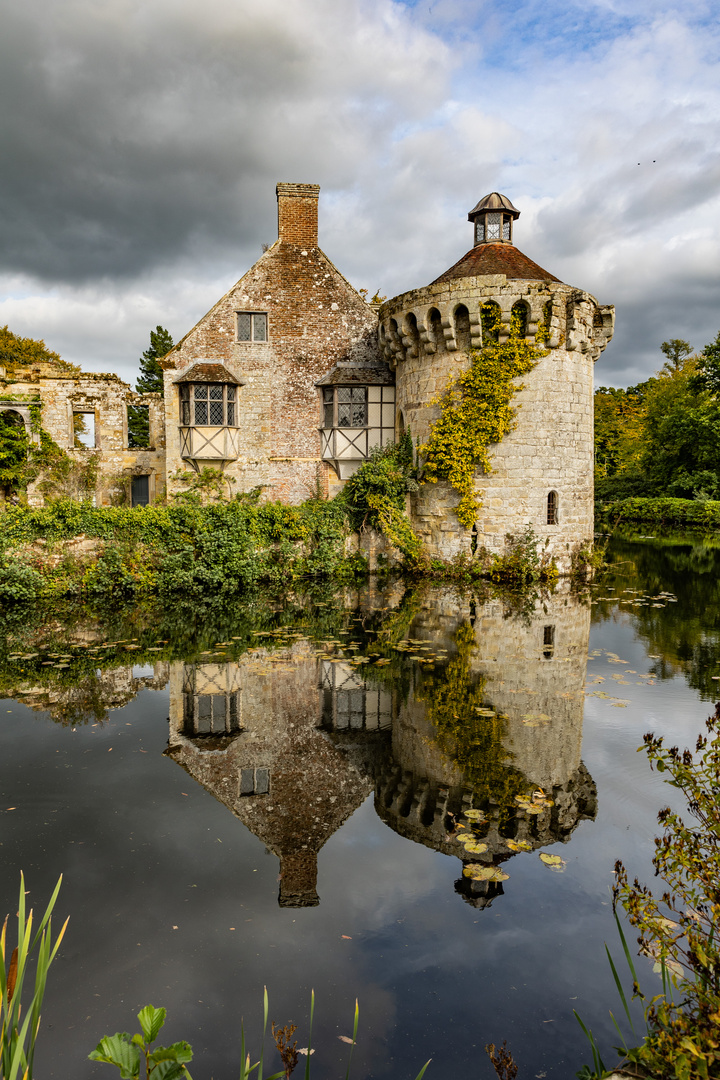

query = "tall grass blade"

[
  {"left": 413, "top": 1060, "right": 432, "bottom": 1080},
  {"left": 304, "top": 989, "right": 314, "bottom": 1080},
  {"left": 573, "top": 1010, "right": 606, "bottom": 1076},
  {"left": 613, "top": 910, "right": 638, "bottom": 985},
  {"left": 344, "top": 999, "right": 359, "bottom": 1080},
  {"left": 605, "top": 944, "right": 635, "bottom": 1035}
]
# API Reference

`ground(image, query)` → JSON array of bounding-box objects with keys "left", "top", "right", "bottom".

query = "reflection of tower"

[
  {"left": 166, "top": 643, "right": 390, "bottom": 907},
  {"left": 373, "top": 582, "right": 597, "bottom": 908}
]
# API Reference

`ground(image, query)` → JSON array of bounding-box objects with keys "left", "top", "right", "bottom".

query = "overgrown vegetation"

[
  {"left": 577, "top": 705, "right": 720, "bottom": 1080},
  {"left": 341, "top": 434, "right": 421, "bottom": 559},
  {"left": 420, "top": 305, "right": 547, "bottom": 528}
]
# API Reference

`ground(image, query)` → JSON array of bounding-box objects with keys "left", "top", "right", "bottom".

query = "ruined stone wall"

[
  {"left": 0, "top": 366, "right": 166, "bottom": 506},
  {"left": 379, "top": 276, "right": 614, "bottom": 572},
  {"left": 162, "top": 184, "right": 380, "bottom": 504}
]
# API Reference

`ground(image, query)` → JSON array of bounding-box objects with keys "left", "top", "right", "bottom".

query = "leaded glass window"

[
  {"left": 336, "top": 386, "right": 367, "bottom": 427},
  {"left": 502, "top": 219, "right": 511, "bottom": 240},
  {"left": 237, "top": 312, "right": 268, "bottom": 342},
  {"left": 487, "top": 212, "right": 501, "bottom": 241},
  {"left": 475, "top": 221, "right": 485, "bottom": 243},
  {"left": 179, "top": 383, "right": 237, "bottom": 426}
]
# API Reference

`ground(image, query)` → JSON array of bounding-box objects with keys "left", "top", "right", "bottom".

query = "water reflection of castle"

[{"left": 164, "top": 583, "right": 597, "bottom": 909}]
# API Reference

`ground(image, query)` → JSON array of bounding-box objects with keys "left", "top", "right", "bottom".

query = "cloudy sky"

[{"left": 1, "top": 0, "right": 718, "bottom": 388}]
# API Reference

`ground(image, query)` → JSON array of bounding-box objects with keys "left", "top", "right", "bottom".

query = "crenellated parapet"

[{"left": 378, "top": 278, "right": 614, "bottom": 367}]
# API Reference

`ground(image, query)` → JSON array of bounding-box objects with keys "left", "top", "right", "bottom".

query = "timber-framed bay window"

[
  {"left": 175, "top": 361, "right": 243, "bottom": 466},
  {"left": 179, "top": 383, "right": 236, "bottom": 426},
  {"left": 317, "top": 362, "right": 395, "bottom": 480}
]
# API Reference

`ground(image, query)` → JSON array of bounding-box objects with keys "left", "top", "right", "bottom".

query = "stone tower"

[{"left": 379, "top": 193, "right": 615, "bottom": 573}]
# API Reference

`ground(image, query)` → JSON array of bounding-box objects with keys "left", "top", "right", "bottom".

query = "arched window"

[
  {"left": 511, "top": 300, "right": 529, "bottom": 339},
  {"left": 547, "top": 490, "right": 558, "bottom": 525},
  {"left": 480, "top": 301, "right": 501, "bottom": 343},
  {"left": 454, "top": 304, "right": 471, "bottom": 351}
]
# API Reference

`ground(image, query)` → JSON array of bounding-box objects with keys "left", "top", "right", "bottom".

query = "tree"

[
  {"left": 131, "top": 326, "right": 174, "bottom": 447},
  {"left": 0, "top": 325, "right": 79, "bottom": 374},
  {"left": 136, "top": 326, "right": 173, "bottom": 395},
  {"left": 694, "top": 330, "right": 720, "bottom": 398},
  {"left": 660, "top": 338, "right": 693, "bottom": 374}
]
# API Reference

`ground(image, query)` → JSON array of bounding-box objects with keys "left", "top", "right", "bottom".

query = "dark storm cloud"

[{"left": 0, "top": 0, "right": 448, "bottom": 282}]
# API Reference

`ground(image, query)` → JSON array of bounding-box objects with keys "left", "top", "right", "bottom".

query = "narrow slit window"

[
  {"left": 547, "top": 490, "right": 558, "bottom": 525},
  {"left": 543, "top": 625, "right": 555, "bottom": 660}
]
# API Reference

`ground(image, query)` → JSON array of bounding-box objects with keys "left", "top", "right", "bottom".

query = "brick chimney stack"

[{"left": 276, "top": 182, "right": 320, "bottom": 246}]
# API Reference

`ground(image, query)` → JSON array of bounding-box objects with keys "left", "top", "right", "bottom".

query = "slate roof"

[{"left": 431, "top": 242, "right": 561, "bottom": 285}]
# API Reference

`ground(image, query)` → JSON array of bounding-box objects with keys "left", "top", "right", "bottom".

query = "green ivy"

[
  {"left": 341, "top": 436, "right": 422, "bottom": 559},
  {"left": 421, "top": 308, "right": 548, "bottom": 529}
]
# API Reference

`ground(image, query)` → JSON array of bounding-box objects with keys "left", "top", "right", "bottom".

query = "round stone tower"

[{"left": 378, "top": 193, "right": 615, "bottom": 573}]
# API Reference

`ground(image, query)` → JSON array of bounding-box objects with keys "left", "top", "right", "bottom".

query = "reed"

[{"left": 0, "top": 873, "right": 67, "bottom": 1080}]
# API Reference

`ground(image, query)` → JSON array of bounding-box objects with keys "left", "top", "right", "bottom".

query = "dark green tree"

[
  {"left": 660, "top": 338, "right": 693, "bottom": 374},
  {"left": 130, "top": 326, "right": 174, "bottom": 447},
  {"left": 136, "top": 326, "right": 173, "bottom": 395},
  {"left": 0, "top": 411, "right": 30, "bottom": 498}
]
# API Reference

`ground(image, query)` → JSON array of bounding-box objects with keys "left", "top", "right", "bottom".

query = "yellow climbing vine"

[{"left": 420, "top": 304, "right": 548, "bottom": 529}]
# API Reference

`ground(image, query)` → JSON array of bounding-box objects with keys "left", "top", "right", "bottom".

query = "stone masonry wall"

[{"left": 162, "top": 184, "right": 380, "bottom": 504}]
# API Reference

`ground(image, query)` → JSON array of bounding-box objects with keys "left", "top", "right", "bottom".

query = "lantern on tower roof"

[{"left": 468, "top": 192, "right": 520, "bottom": 246}]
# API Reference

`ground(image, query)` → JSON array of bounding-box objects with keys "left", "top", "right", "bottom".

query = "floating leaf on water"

[
  {"left": 463, "top": 809, "right": 486, "bottom": 822},
  {"left": 474, "top": 708, "right": 496, "bottom": 717},
  {"left": 507, "top": 840, "right": 532, "bottom": 853},
  {"left": 463, "top": 864, "right": 509, "bottom": 882},
  {"left": 463, "top": 841, "right": 489, "bottom": 854},
  {"left": 539, "top": 853, "right": 566, "bottom": 871}
]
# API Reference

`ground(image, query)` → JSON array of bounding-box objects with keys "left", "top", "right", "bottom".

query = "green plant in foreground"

[
  {"left": 1, "top": 873, "right": 67, "bottom": 1080},
  {"left": 576, "top": 703, "right": 720, "bottom": 1080},
  {"left": 91, "top": 989, "right": 431, "bottom": 1080},
  {"left": 89, "top": 1005, "right": 193, "bottom": 1079}
]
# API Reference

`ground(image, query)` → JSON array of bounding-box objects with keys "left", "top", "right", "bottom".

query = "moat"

[{"left": 1, "top": 534, "right": 718, "bottom": 1079}]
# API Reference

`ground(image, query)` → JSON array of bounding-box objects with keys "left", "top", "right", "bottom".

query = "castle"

[{"left": 1, "top": 182, "right": 614, "bottom": 570}]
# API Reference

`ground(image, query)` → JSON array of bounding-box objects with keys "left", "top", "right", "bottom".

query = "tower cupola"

[{"left": 468, "top": 192, "right": 520, "bottom": 246}]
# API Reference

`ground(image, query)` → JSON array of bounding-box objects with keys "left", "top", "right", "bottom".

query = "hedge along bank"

[
  {"left": 0, "top": 497, "right": 359, "bottom": 600},
  {"left": 596, "top": 496, "right": 720, "bottom": 531}
]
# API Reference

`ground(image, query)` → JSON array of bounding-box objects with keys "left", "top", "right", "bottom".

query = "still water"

[{"left": 1, "top": 536, "right": 719, "bottom": 1080}]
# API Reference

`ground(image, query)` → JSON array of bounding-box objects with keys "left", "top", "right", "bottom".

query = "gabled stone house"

[{"left": 160, "top": 182, "right": 391, "bottom": 502}]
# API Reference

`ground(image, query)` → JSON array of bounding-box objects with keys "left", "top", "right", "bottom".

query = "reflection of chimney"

[
  {"left": 276, "top": 183, "right": 320, "bottom": 246},
  {"left": 278, "top": 851, "right": 319, "bottom": 908}
]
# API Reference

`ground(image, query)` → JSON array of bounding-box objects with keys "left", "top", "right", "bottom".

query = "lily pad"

[{"left": 539, "top": 853, "right": 566, "bottom": 872}]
